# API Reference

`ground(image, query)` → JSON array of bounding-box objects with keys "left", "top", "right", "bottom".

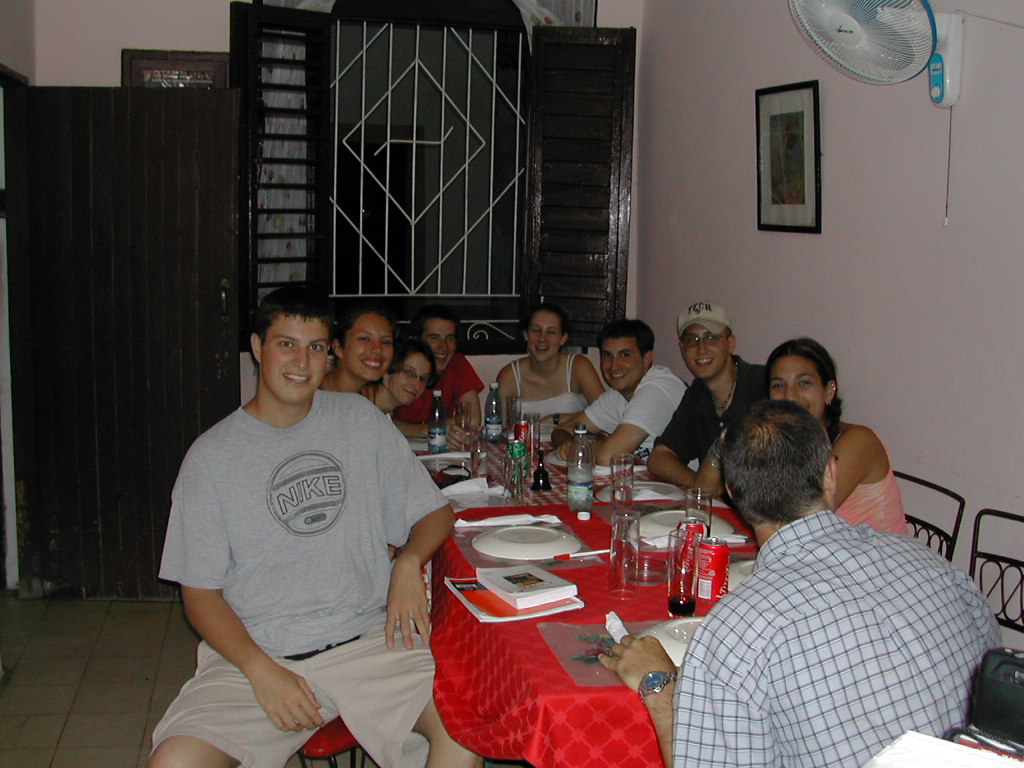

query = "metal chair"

[
  {"left": 298, "top": 716, "right": 366, "bottom": 768},
  {"left": 970, "top": 508, "right": 1024, "bottom": 635},
  {"left": 893, "top": 470, "right": 965, "bottom": 561}
]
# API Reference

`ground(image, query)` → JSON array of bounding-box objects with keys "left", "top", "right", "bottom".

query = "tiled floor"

[
  {"left": 0, "top": 592, "right": 528, "bottom": 768},
  {"left": 0, "top": 592, "right": 374, "bottom": 768}
]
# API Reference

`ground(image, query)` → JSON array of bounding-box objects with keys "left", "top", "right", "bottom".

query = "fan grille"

[{"left": 789, "top": 0, "right": 936, "bottom": 84}]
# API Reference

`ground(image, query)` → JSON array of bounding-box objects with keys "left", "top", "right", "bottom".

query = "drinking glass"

[
  {"left": 686, "top": 488, "right": 712, "bottom": 530},
  {"left": 505, "top": 395, "right": 521, "bottom": 439},
  {"left": 609, "top": 509, "right": 640, "bottom": 599},
  {"left": 523, "top": 411, "right": 541, "bottom": 467},
  {"left": 667, "top": 527, "right": 702, "bottom": 617},
  {"left": 610, "top": 453, "right": 634, "bottom": 509}
]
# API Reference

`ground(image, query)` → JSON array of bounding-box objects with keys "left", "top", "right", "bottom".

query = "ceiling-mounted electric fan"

[{"left": 788, "top": 0, "right": 963, "bottom": 107}]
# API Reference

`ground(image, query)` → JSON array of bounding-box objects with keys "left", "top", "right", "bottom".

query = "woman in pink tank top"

[{"left": 767, "top": 338, "right": 907, "bottom": 534}]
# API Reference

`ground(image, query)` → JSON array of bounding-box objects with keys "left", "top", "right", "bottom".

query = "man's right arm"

[
  {"left": 647, "top": 444, "right": 697, "bottom": 487},
  {"left": 181, "top": 585, "right": 324, "bottom": 732}
]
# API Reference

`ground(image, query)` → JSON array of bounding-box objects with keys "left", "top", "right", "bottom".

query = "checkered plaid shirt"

[{"left": 673, "top": 510, "right": 999, "bottom": 768}]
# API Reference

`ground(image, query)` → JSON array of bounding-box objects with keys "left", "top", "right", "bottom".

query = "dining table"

[{"left": 427, "top": 441, "right": 757, "bottom": 768}]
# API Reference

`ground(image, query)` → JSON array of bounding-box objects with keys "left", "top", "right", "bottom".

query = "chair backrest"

[
  {"left": 970, "top": 508, "right": 1024, "bottom": 635},
  {"left": 893, "top": 470, "right": 965, "bottom": 561}
]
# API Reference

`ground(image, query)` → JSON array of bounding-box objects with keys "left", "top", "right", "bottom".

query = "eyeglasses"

[
  {"left": 397, "top": 366, "right": 431, "bottom": 385},
  {"left": 680, "top": 331, "right": 729, "bottom": 349}
]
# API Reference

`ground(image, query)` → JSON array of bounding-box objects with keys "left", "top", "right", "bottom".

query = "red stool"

[{"left": 297, "top": 717, "right": 366, "bottom": 768}]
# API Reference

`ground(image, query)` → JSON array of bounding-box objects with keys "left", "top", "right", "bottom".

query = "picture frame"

[
  {"left": 756, "top": 80, "right": 821, "bottom": 233},
  {"left": 121, "top": 50, "right": 229, "bottom": 89}
]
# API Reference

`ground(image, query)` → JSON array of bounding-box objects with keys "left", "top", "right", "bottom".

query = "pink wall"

[
  {"left": 0, "top": 0, "right": 34, "bottom": 81},
  {"left": 636, "top": 1, "right": 1024, "bottom": 587},
  {"left": 33, "top": 0, "right": 234, "bottom": 86}
]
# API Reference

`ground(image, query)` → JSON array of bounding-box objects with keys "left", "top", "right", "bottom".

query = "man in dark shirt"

[{"left": 647, "top": 301, "right": 765, "bottom": 487}]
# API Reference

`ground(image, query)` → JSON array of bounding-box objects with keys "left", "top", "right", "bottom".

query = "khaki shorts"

[{"left": 152, "top": 625, "right": 433, "bottom": 768}]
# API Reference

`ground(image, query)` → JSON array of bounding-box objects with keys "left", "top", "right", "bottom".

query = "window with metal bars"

[{"left": 232, "top": 2, "right": 634, "bottom": 352}]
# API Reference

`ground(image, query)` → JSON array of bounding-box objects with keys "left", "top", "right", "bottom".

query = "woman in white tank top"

[{"left": 495, "top": 303, "right": 604, "bottom": 423}]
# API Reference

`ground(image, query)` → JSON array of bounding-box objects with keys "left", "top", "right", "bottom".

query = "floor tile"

[
  {"left": 0, "top": 748, "right": 54, "bottom": 768},
  {"left": 58, "top": 710, "right": 147, "bottom": 748},
  {"left": 82, "top": 655, "right": 159, "bottom": 685},
  {"left": 51, "top": 744, "right": 142, "bottom": 767},
  {"left": 8, "top": 657, "right": 87, "bottom": 686},
  {"left": 0, "top": 684, "right": 77, "bottom": 715},
  {"left": 0, "top": 713, "right": 66, "bottom": 749},
  {"left": 71, "top": 682, "right": 154, "bottom": 714},
  {"left": 19, "top": 632, "right": 98, "bottom": 660}
]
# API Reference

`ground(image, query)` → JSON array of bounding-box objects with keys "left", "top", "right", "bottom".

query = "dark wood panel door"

[{"left": 5, "top": 87, "right": 240, "bottom": 599}]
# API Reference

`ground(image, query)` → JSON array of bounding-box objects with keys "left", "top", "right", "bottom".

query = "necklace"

[{"left": 712, "top": 360, "right": 738, "bottom": 416}]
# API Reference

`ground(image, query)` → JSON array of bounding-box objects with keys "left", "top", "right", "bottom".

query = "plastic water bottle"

[
  {"left": 566, "top": 424, "right": 594, "bottom": 518},
  {"left": 427, "top": 390, "right": 447, "bottom": 453},
  {"left": 484, "top": 382, "right": 503, "bottom": 443}
]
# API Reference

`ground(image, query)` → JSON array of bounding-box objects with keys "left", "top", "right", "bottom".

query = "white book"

[
  {"left": 444, "top": 578, "right": 584, "bottom": 623},
  {"left": 475, "top": 564, "right": 579, "bottom": 609}
]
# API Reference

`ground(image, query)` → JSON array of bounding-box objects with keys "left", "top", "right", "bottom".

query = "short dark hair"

[
  {"left": 522, "top": 302, "right": 570, "bottom": 336},
  {"left": 766, "top": 337, "right": 843, "bottom": 441},
  {"left": 720, "top": 400, "right": 832, "bottom": 527},
  {"left": 389, "top": 336, "right": 438, "bottom": 387},
  {"left": 252, "top": 286, "right": 332, "bottom": 343},
  {"left": 597, "top": 318, "right": 655, "bottom": 354},
  {"left": 411, "top": 304, "right": 460, "bottom": 338},
  {"left": 334, "top": 300, "right": 397, "bottom": 348}
]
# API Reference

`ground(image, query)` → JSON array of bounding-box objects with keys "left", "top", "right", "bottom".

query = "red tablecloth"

[{"left": 430, "top": 504, "right": 675, "bottom": 768}]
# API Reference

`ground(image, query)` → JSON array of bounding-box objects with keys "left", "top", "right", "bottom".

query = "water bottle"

[
  {"left": 427, "top": 390, "right": 447, "bottom": 453},
  {"left": 566, "top": 424, "right": 594, "bottom": 518},
  {"left": 484, "top": 382, "right": 503, "bottom": 443}
]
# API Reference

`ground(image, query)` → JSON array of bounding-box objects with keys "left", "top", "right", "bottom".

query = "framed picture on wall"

[
  {"left": 756, "top": 80, "right": 821, "bottom": 233},
  {"left": 121, "top": 50, "right": 229, "bottom": 88}
]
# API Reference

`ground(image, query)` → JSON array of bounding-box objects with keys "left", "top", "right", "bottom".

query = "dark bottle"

[{"left": 531, "top": 450, "right": 552, "bottom": 491}]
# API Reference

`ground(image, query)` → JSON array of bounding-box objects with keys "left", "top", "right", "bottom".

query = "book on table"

[
  {"left": 474, "top": 564, "right": 579, "bottom": 609},
  {"left": 444, "top": 577, "right": 584, "bottom": 623}
]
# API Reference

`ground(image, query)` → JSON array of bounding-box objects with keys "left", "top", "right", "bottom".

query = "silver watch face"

[{"left": 640, "top": 670, "right": 674, "bottom": 697}]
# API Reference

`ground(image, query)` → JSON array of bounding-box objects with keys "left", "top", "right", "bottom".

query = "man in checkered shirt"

[{"left": 602, "top": 400, "right": 999, "bottom": 767}]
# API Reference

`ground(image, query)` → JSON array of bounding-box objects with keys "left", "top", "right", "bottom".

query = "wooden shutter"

[
  {"left": 523, "top": 27, "right": 636, "bottom": 348},
  {"left": 231, "top": 1, "right": 335, "bottom": 345}
]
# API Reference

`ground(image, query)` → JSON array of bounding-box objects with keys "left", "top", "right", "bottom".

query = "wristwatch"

[{"left": 638, "top": 670, "right": 677, "bottom": 702}]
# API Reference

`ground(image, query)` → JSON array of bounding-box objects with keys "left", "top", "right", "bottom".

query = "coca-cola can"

[
  {"left": 514, "top": 419, "right": 530, "bottom": 443},
  {"left": 694, "top": 537, "right": 730, "bottom": 617}
]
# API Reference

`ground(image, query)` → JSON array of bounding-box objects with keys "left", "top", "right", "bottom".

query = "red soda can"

[
  {"left": 514, "top": 419, "right": 530, "bottom": 443},
  {"left": 694, "top": 537, "right": 730, "bottom": 617}
]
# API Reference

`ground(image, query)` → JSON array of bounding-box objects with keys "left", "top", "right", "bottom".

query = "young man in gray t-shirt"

[{"left": 148, "top": 287, "right": 481, "bottom": 768}]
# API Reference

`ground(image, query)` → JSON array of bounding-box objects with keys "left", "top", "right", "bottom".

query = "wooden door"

[{"left": 5, "top": 87, "right": 240, "bottom": 599}]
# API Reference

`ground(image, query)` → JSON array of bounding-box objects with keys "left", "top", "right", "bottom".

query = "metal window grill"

[{"left": 329, "top": 21, "right": 528, "bottom": 340}]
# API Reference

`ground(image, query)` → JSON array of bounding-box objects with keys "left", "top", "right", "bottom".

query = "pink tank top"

[{"left": 836, "top": 469, "right": 908, "bottom": 534}]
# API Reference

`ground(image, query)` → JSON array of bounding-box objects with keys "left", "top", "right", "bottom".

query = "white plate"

[
  {"left": 471, "top": 526, "right": 582, "bottom": 560},
  {"left": 636, "top": 509, "right": 736, "bottom": 539},
  {"left": 594, "top": 481, "right": 686, "bottom": 503},
  {"left": 637, "top": 617, "right": 703, "bottom": 666}
]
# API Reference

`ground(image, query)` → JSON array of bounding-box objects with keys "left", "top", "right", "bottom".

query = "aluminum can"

[
  {"left": 514, "top": 419, "right": 530, "bottom": 444},
  {"left": 507, "top": 439, "right": 527, "bottom": 458},
  {"left": 694, "top": 536, "right": 730, "bottom": 617}
]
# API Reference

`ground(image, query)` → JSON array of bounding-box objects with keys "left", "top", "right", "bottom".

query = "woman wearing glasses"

[
  {"left": 495, "top": 303, "right": 604, "bottom": 425},
  {"left": 362, "top": 338, "right": 437, "bottom": 420},
  {"left": 699, "top": 337, "right": 906, "bottom": 533}
]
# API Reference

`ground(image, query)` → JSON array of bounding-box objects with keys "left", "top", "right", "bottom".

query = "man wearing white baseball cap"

[{"left": 647, "top": 301, "right": 766, "bottom": 487}]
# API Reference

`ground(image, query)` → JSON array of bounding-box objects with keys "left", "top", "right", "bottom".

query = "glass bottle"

[
  {"left": 484, "top": 382, "right": 503, "bottom": 443},
  {"left": 427, "top": 390, "right": 447, "bottom": 453},
  {"left": 566, "top": 424, "right": 594, "bottom": 516}
]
